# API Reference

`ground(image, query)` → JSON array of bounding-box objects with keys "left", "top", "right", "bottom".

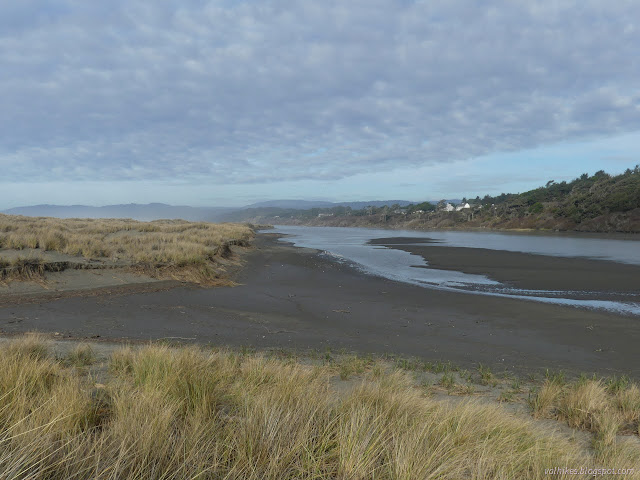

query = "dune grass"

[
  {"left": 0, "top": 335, "right": 638, "bottom": 479},
  {"left": 528, "top": 374, "right": 640, "bottom": 463},
  {"left": 0, "top": 214, "right": 253, "bottom": 284}
]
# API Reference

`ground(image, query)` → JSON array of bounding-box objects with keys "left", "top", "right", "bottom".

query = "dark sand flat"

[
  {"left": 369, "top": 237, "right": 640, "bottom": 294},
  {"left": 0, "top": 233, "right": 639, "bottom": 378}
]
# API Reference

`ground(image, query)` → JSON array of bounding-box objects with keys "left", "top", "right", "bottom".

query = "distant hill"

[
  {"left": 221, "top": 199, "right": 459, "bottom": 223},
  {"left": 226, "top": 167, "right": 640, "bottom": 233},
  {"left": 222, "top": 200, "right": 439, "bottom": 222},
  {"left": 472, "top": 167, "right": 640, "bottom": 231},
  {"left": 243, "top": 200, "right": 337, "bottom": 209},
  {"left": 1, "top": 199, "right": 457, "bottom": 224},
  {"left": 1, "top": 203, "right": 234, "bottom": 222},
  {"left": 243, "top": 199, "right": 417, "bottom": 210},
  {"left": 1, "top": 200, "right": 430, "bottom": 224},
  {"left": 13, "top": 166, "right": 640, "bottom": 235}
]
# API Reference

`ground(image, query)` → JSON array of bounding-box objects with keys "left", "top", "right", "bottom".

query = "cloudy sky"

[{"left": 1, "top": 0, "right": 639, "bottom": 208}]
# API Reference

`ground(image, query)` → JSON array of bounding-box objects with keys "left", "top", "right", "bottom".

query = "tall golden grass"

[
  {"left": 0, "top": 335, "right": 637, "bottom": 479},
  {"left": 529, "top": 374, "right": 640, "bottom": 462},
  {"left": 0, "top": 214, "right": 253, "bottom": 284}
]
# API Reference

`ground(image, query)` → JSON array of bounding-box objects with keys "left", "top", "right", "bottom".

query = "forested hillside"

[
  {"left": 240, "top": 167, "right": 640, "bottom": 233},
  {"left": 480, "top": 166, "right": 640, "bottom": 224}
]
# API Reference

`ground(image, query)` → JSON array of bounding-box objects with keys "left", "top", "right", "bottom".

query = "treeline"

[
  {"left": 477, "top": 166, "right": 640, "bottom": 223},
  {"left": 233, "top": 166, "right": 640, "bottom": 232},
  {"left": 226, "top": 201, "right": 436, "bottom": 222}
]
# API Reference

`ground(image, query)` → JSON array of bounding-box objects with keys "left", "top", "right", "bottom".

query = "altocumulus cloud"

[{"left": 1, "top": 0, "right": 639, "bottom": 185}]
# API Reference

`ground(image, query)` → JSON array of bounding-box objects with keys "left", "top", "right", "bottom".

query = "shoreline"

[
  {"left": 264, "top": 221, "right": 640, "bottom": 240},
  {"left": 1, "top": 232, "right": 639, "bottom": 378},
  {"left": 368, "top": 237, "right": 640, "bottom": 295},
  {"left": 260, "top": 218, "right": 640, "bottom": 237}
]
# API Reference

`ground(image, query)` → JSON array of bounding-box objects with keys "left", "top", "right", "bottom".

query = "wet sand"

[
  {"left": 1, "top": 233, "right": 639, "bottom": 378},
  {"left": 369, "top": 237, "right": 640, "bottom": 295}
]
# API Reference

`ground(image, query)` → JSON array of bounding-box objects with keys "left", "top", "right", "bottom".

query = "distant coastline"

[
  {"left": 234, "top": 168, "right": 640, "bottom": 234},
  {"left": 256, "top": 214, "right": 640, "bottom": 235}
]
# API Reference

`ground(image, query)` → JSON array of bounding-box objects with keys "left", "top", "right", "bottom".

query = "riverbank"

[
  {"left": 242, "top": 205, "right": 640, "bottom": 233},
  {"left": 1, "top": 233, "right": 639, "bottom": 379}
]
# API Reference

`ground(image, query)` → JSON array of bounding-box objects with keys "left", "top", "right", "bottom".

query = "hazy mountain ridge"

[
  {"left": 1, "top": 203, "right": 233, "bottom": 222},
  {"left": 243, "top": 200, "right": 418, "bottom": 209},
  {"left": 1, "top": 200, "right": 422, "bottom": 222},
  {"left": 4, "top": 167, "right": 638, "bottom": 233}
]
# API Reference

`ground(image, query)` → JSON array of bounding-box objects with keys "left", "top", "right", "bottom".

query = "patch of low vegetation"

[
  {"left": 0, "top": 335, "right": 639, "bottom": 479},
  {"left": 477, "top": 363, "right": 496, "bottom": 386},
  {"left": 0, "top": 215, "right": 253, "bottom": 284},
  {"left": 336, "top": 354, "right": 373, "bottom": 380},
  {"left": 438, "top": 371, "right": 456, "bottom": 391},
  {"left": 65, "top": 343, "right": 96, "bottom": 367}
]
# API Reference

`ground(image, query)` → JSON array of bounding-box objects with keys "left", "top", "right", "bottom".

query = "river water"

[{"left": 268, "top": 225, "right": 640, "bottom": 316}]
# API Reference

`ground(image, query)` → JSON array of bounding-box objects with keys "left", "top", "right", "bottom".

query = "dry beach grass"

[
  {"left": 529, "top": 374, "right": 640, "bottom": 460},
  {"left": 0, "top": 214, "right": 253, "bottom": 285},
  {"left": 0, "top": 334, "right": 638, "bottom": 479}
]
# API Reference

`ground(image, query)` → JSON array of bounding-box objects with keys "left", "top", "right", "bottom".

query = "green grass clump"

[
  {"left": 439, "top": 372, "right": 456, "bottom": 391},
  {"left": 66, "top": 343, "right": 96, "bottom": 367},
  {"left": 477, "top": 363, "right": 496, "bottom": 386}
]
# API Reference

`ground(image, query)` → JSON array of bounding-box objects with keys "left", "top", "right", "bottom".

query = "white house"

[{"left": 455, "top": 203, "right": 471, "bottom": 211}]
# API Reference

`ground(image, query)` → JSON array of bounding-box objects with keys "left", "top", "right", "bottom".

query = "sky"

[{"left": 1, "top": 0, "right": 639, "bottom": 208}]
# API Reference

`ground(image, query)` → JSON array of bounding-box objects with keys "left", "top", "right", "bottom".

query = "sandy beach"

[{"left": 0, "top": 232, "right": 638, "bottom": 378}]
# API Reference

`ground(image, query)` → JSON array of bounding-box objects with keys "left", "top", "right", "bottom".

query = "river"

[{"left": 268, "top": 226, "right": 640, "bottom": 316}]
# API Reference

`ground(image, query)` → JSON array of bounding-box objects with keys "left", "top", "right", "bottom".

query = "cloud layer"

[{"left": 1, "top": 0, "right": 639, "bottom": 185}]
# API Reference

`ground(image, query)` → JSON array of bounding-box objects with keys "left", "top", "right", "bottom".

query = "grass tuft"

[
  {"left": 0, "top": 214, "right": 254, "bottom": 285},
  {"left": 0, "top": 338, "right": 637, "bottom": 479},
  {"left": 66, "top": 343, "right": 96, "bottom": 367},
  {"left": 477, "top": 363, "right": 495, "bottom": 386},
  {"left": 528, "top": 375, "right": 640, "bottom": 456},
  {"left": 5, "top": 333, "right": 51, "bottom": 360}
]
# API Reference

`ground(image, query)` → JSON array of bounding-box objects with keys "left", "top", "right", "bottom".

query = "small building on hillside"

[{"left": 455, "top": 203, "right": 471, "bottom": 211}]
